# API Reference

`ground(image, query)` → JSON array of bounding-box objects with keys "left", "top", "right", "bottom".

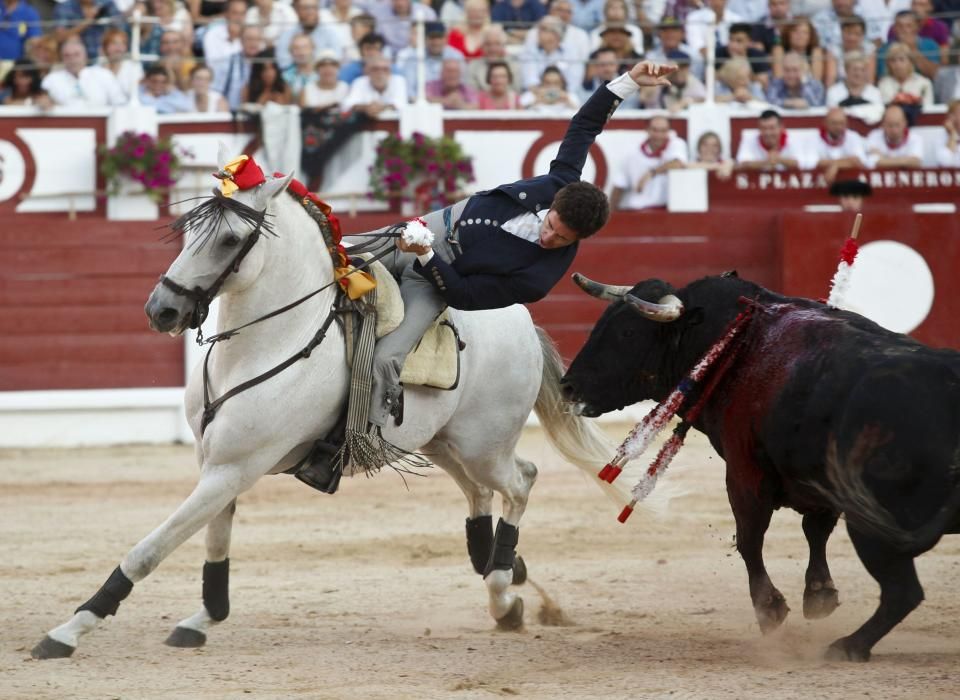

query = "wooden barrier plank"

[
  {"left": 0, "top": 362, "right": 184, "bottom": 390},
  {"left": 0, "top": 276, "right": 157, "bottom": 308},
  {"left": 0, "top": 306, "right": 153, "bottom": 335},
  {"left": 0, "top": 333, "right": 179, "bottom": 365}
]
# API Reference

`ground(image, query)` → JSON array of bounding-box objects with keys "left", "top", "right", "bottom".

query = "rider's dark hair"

[{"left": 552, "top": 181, "right": 609, "bottom": 239}]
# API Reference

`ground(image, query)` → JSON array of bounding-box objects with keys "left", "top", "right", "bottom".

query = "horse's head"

[{"left": 145, "top": 146, "right": 294, "bottom": 334}]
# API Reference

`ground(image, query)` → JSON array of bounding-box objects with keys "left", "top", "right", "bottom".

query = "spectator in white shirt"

[
  {"left": 685, "top": 0, "right": 745, "bottom": 57},
  {"left": 735, "top": 108, "right": 809, "bottom": 169},
  {"left": 301, "top": 49, "right": 350, "bottom": 108},
  {"left": 320, "top": 0, "right": 364, "bottom": 53},
  {"left": 186, "top": 64, "right": 230, "bottom": 113},
  {"left": 520, "top": 65, "right": 582, "bottom": 112},
  {"left": 611, "top": 116, "right": 689, "bottom": 210},
  {"left": 275, "top": 0, "right": 345, "bottom": 69},
  {"left": 520, "top": 15, "right": 585, "bottom": 91},
  {"left": 877, "top": 41, "right": 934, "bottom": 108},
  {"left": 865, "top": 103, "right": 924, "bottom": 168},
  {"left": 827, "top": 50, "right": 883, "bottom": 106},
  {"left": 936, "top": 99, "right": 960, "bottom": 167},
  {"left": 246, "top": 0, "right": 300, "bottom": 48},
  {"left": 523, "top": 0, "right": 592, "bottom": 61},
  {"left": 99, "top": 26, "right": 143, "bottom": 101},
  {"left": 588, "top": 0, "right": 645, "bottom": 53},
  {"left": 814, "top": 107, "right": 868, "bottom": 183},
  {"left": 341, "top": 54, "right": 408, "bottom": 115},
  {"left": 202, "top": 0, "right": 247, "bottom": 65},
  {"left": 41, "top": 36, "right": 126, "bottom": 107}
]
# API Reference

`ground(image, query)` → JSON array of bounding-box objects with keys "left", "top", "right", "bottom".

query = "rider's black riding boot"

[{"left": 294, "top": 412, "right": 347, "bottom": 494}]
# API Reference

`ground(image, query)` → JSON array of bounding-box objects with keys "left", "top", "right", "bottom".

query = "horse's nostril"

[
  {"left": 158, "top": 308, "right": 180, "bottom": 325},
  {"left": 560, "top": 382, "right": 576, "bottom": 399}
]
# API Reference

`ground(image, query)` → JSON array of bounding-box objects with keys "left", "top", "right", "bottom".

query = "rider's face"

[{"left": 538, "top": 210, "right": 579, "bottom": 249}]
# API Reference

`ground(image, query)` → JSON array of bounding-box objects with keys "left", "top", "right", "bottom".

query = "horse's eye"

[{"left": 222, "top": 234, "right": 242, "bottom": 248}]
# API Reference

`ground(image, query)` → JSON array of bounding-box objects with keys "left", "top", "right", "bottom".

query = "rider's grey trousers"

[{"left": 347, "top": 200, "right": 467, "bottom": 428}]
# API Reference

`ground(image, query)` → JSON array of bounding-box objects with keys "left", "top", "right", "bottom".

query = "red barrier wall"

[
  {"left": 0, "top": 216, "right": 181, "bottom": 390},
  {"left": 2, "top": 201, "right": 956, "bottom": 391}
]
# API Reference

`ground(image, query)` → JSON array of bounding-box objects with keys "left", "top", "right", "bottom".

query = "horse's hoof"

[
  {"left": 756, "top": 592, "right": 790, "bottom": 634},
  {"left": 825, "top": 637, "right": 870, "bottom": 663},
  {"left": 803, "top": 585, "right": 840, "bottom": 620},
  {"left": 511, "top": 555, "right": 527, "bottom": 586},
  {"left": 31, "top": 636, "right": 75, "bottom": 660},
  {"left": 164, "top": 626, "right": 207, "bottom": 648},
  {"left": 495, "top": 597, "right": 524, "bottom": 631}
]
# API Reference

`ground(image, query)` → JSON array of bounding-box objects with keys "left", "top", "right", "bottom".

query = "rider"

[{"left": 296, "top": 60, "right": 675, "bottom": 491}]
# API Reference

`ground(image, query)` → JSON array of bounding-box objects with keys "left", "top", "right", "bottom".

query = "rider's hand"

[
  {"left": 397, "top": 238, "right": 432, "bottom": 256},
  {"left": 628, "top": 61, "right": 677, "bottom": 88}
]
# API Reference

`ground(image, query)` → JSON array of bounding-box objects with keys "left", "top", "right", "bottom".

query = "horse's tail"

[{"left": 533, "top": 326, "right": 633, "bottom": 508}]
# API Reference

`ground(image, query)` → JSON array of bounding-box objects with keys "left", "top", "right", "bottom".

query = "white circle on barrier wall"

[
  {"left": 532, "top": 141, "right": 597, "bottom": 183},
  {"left": 843, "top": 240, "right": 934, "bottom": 334},
  {"left": 0, "top": 139, "right": 26, "bottom": 203}
]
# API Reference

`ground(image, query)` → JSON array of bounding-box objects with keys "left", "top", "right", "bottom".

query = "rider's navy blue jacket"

[{"left": 412, "top": 83, "right": 623, "bottom": 311}]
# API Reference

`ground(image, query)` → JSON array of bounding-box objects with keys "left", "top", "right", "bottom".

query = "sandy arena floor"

[{"left": 1, "top": 427, "right": 958, "bottom": 699}]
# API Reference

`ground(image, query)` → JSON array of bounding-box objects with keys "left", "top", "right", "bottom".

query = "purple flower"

[{"left": 133, "top": 146, "right": 146, "bottom": 158}]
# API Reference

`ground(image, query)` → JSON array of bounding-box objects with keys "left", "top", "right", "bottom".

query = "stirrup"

[{"left": 294, "top": 440, "right": 343, "bottom": 494}]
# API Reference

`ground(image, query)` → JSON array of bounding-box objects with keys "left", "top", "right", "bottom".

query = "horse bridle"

[{"left": 158, "top": 207, "right": 268, "bottom": 331}]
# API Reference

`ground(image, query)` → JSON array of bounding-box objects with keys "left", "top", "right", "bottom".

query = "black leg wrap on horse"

[
  {"left": 482, "top": 518, "right": 519, "bottom": 577},
  {"left": 203, "top": 559, "right": 230, "bottom": 622},
  {"left": 75, "top": 566, "right": 133, "bottom": 618},
  {"left": 465, "top": 515, "right": 494, "bottom": 576}
]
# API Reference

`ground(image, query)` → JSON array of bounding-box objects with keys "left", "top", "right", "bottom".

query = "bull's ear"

[{"left": 720, "top": 270, "right": 739, "bottom": 278}]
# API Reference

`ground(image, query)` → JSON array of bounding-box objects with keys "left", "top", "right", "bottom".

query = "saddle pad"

[
  {"left": 400, "top": 310, "right": 459, "bottom": 390},
  {"left": 369, "top": 260, "right": 459, "bottom": 390}
]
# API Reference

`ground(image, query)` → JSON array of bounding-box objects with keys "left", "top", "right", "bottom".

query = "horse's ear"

[
  {"left": 256, "top": 171, "right": 294, "bottom": 208},
  {"left": 216, "top": 141, "right": 232, "bottom": 171}
]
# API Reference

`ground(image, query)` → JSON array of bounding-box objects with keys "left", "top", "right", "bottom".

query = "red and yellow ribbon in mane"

[{"left": 214, "top": 155, "right": 266, "bottom": 197}]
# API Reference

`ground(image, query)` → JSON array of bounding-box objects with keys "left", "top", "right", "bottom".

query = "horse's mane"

[{"left": 165, "top": 189, "right": 277, "bottom": 253}]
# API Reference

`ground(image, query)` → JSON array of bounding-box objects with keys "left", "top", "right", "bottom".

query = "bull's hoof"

[
  {"left": 803, "top": 583, "right": 840, "bottom": 620},
  {"left": 756, "top": 592, "right": 790, "bottom": 634},
  {"left": 825, "top": 637, "right": 870, "bottom": 663},
  {"left": 511, "top": 555, "right": 527, "bottom": 586},
  {"left": 164, "top": 626, "right": 207, "bottom": 648},
  {"left": 31, "top": 636, "right": 76, "bottom": 660},
  {"left": 495, "top": 597, "right": 524, "bottom": 631}
]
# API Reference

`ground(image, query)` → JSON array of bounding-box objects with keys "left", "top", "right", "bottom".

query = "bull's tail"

[
  {"left": 817, "top": 436, "right": 960, "bottom": 553},
  {"left": 533, "top": 327, "right": 635, "bottom": 508}
]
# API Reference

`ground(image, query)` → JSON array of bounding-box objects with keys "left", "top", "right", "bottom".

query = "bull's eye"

[{"left": 222, "top": 234, "right": 242, "bottom": 248}]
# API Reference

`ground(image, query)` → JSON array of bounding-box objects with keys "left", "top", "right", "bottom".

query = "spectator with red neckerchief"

[
  {"left": 610, "top": 115, "right": 689, "bottom": 211},
  {"left": 865, "top": 103, "right": 924, "bottom": 168},
  {"left": 735, "top": 109, "right": 809, "bottom": 171},
  {"left": 814, "top": 107, "right": 868, "bottom": 184}
]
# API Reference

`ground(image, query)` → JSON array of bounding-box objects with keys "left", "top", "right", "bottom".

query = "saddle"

[{"left": 361, "top": 260, "right": 463, "bottom": 391}]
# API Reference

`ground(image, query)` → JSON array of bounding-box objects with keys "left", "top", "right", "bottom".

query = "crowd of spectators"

[
  {"left": 0, "top": 0, "right": 958, "bottom": 113},
  {"left": 0, "top": 0, "right": 957, "bottom": 200},
  {"left": 609, "top": 100, "right": 960, "bottom": 210}
]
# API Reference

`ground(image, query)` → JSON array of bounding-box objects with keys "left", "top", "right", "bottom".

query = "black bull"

[{"left": 560, "top": 272, "right": 960, "bottom": 662}]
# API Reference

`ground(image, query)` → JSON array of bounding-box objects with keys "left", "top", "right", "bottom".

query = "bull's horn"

[
  {"left": 572, "top": 273, "right": 632, "bottom": 301},
  {"left": 623, "top": 293, "right": 684, "bottom": 322}
]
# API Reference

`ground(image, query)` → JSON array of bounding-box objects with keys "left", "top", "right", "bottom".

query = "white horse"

[{"left": 31, "top": 158, "right": 627, "bottom": 659}]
